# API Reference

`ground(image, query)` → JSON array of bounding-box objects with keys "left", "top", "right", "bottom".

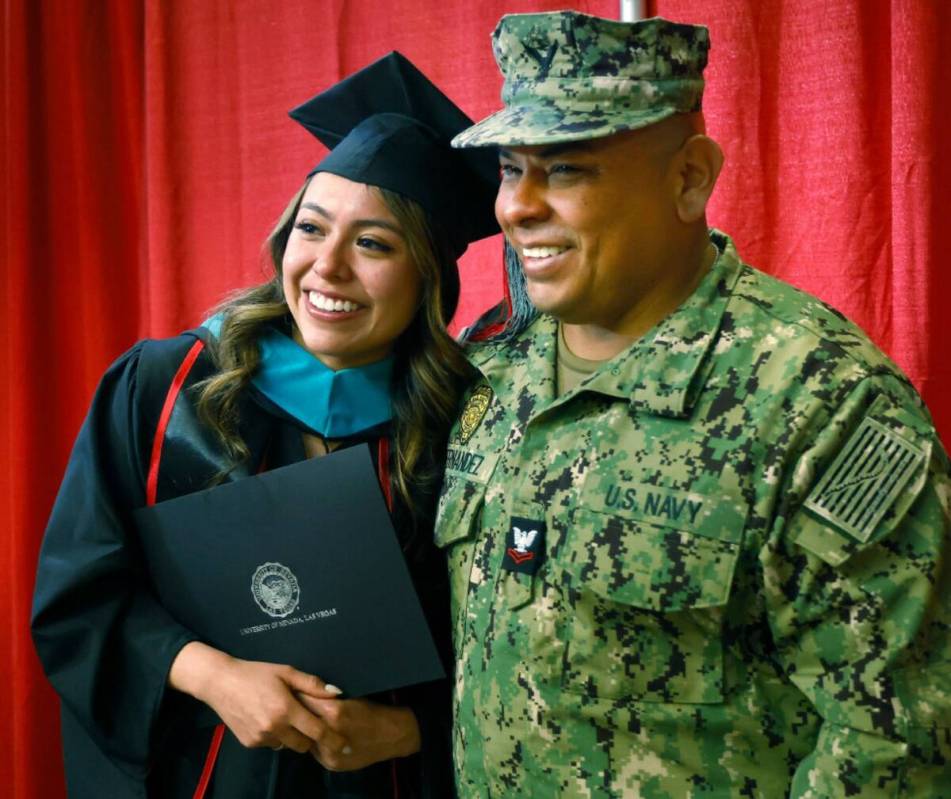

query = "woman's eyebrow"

[
  {"left": 300, "top": 202, "right": 402, "bottom": 235},
  {"left": 300, "top": 201, "right": 332, "bottom": 218}
]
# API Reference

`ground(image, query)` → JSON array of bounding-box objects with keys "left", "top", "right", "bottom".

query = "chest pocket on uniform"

[
  {"left": 435, "top": 446, "right": 499, "bottom": 548},
  {"left": 435, "top": 446, "right": 500, "bottom": 644},
  {"left": 553, "top": 478, "right": 746, "bottom": 703}
]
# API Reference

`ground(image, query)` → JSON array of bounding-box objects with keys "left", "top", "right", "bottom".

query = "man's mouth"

[{"left": 521, "top": 245, "right": 570, "bottom": 260}]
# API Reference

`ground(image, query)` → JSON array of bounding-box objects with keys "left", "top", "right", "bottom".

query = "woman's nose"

[{"left": 310, "top": 241, "right": 351, "bottom": 280}]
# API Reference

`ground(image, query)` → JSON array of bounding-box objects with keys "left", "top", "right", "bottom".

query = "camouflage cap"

[{"left": 452, "top": 12, "right": 709, "bottom": 148}]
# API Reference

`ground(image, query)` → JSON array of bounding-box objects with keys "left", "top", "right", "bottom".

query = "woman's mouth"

[{"left": 308, "top": 290, "right": 362, "bottom": 313}]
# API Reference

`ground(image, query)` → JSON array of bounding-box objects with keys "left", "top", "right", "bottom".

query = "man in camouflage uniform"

[{"left": 436, "top": 10, "right": 951, "bottom": 798}]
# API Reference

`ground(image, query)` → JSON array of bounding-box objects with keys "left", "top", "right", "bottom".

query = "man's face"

[{"left": 496, "top": 127, "right": 679, "bottom": 334}]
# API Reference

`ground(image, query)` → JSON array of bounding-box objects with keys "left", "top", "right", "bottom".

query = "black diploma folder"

[{"left": 134, "top": 444, "right": 444, "bottom": 697}]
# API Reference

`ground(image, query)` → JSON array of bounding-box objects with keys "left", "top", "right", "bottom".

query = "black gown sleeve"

[
  {"left": 31, "top": 339, "right": 200, "bottom": 780},
  {"left": 395, "top": 541, "right": 456, "bottom": 798}
]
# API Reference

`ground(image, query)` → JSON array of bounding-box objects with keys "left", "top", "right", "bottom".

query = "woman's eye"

[
  {"left": 357, "top": 237, "right": 392, "bottom": 253},
  {"left": 294, "top": 221, "right": 322, "bottom": 236}
]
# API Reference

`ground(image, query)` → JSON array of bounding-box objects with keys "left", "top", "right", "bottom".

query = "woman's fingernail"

[
  {"left": 342, "top": 746, "right": 352, "bottom": 755},
  {"left": 325, "top": 684, "right": 343, "bottom": 695}
]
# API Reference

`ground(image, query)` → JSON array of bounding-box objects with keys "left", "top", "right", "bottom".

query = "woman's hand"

[
  {"left": 298, "top": 694, "right": 421, "bottom": 771},
  {"left": 168, "top": 641, "right": 350, "bottom": 754}
]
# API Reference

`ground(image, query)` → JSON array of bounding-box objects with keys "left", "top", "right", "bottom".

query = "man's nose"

[{"left": 496, "top": 174, "right": 550, "bottom": 229}]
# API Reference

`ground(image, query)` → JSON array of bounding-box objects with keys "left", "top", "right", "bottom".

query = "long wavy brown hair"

[{"left": 195, "top": 177, "right": 473, "bottom": 544}]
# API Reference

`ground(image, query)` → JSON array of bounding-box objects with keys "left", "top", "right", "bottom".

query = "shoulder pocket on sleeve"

[{"left": 790, "top": 393, "right": 934, "bottom": 567}]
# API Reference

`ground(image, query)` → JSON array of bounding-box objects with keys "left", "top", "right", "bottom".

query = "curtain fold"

[
  {"left": 2, "top": 2, "right": 145, "bottom": 796},
  {"left": 3, "top": 1, "right": 948, "bottom": 796},
  {"left": 656, "top": 0, "right": 951, "bottom": 436}
]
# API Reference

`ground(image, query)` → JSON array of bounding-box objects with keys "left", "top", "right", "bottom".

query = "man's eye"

[
  {"left": 499, "top": 163, "right": 521, "bottom": 179},
  {"left": 549, "top": 163, "right": 580, "bottom": 176}
]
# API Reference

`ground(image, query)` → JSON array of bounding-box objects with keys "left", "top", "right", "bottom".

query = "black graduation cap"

[{"left": 289, "top": 52, "right": 500, "bottom": 259}]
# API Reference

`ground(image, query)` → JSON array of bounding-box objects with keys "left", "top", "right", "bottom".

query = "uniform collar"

[{"left": 469, "top": 230, "right": 745, "bottom": 419}]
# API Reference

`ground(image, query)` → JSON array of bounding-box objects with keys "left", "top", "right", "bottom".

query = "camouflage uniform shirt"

[{"left": 436, "top": 231, "right": 951, "bottom": 797}]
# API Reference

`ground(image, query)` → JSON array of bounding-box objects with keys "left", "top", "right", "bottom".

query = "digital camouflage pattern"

[
  {"left": 435, "top": 231, "right": 951, "bottom": 798},
  {"left": 451, "top": 12, "right": 708, "bottom": 148}
]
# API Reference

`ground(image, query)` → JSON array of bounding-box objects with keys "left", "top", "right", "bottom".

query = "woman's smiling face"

[{"left": 282, "top": 172, "right": 422, "bottom": 371}]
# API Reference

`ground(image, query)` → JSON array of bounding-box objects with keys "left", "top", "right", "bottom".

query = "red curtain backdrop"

[{"left": 2, "top": 1, "right": 948, "bottom": 796}]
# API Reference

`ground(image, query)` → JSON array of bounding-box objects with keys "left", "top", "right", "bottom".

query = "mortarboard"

[{"left": 289, "top": 52, "right": 500, "bottom": 258}]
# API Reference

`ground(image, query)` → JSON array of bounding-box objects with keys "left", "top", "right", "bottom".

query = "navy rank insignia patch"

[
  {"left": 502, "top": 516, "right": 546, "bottom": 575},
  {"left": 458, "top": 385, "right": 492, "bottom": 444},
  {"left": 804, "top": 416, "right": 926, "bottom": 542}
]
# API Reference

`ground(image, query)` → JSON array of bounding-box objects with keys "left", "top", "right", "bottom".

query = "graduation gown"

[{"left": 31, "top": 330, "right": 454, "bottom": 799}]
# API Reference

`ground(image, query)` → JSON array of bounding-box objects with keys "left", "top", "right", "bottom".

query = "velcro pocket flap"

[
  {"left": 561, "top": 478, "right": 747, "bottom": 611},
  {"left": 565, "top": 509, "right": 741, "bottom": 611},
  {"left": 434, "top": 447, "right": 499, "bottom": 548}
]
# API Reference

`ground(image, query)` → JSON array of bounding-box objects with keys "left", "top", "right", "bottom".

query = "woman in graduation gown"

[{"left": 31, "top": 52, "right": 498, "bottom": 799}]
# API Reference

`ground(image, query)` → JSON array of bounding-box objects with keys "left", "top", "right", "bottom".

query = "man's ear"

[{"left": 673, "top": 135, "right": 723, "bottom": 223}]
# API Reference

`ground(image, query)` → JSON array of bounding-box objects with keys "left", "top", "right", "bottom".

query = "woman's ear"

[{"left": 674, "top": 135, "right": 724, "bottom": 223}]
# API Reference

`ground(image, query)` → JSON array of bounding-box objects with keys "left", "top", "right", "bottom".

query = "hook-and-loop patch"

[{"left": 804, "top": 416, "right": 926, "bottom": 543}]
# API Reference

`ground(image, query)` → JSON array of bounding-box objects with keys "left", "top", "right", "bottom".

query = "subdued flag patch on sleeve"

[{"left": 804, "top": 416, "right": 926, "bottom": 543}]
